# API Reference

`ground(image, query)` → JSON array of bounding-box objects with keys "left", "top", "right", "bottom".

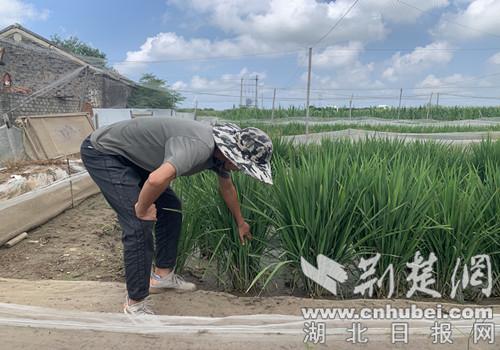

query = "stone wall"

[
  {"left": 0, "top": 93, "right": 81, "bottom": 120},
  {"left": 0, "top": 33, "right": 134, "bottom": 125}
]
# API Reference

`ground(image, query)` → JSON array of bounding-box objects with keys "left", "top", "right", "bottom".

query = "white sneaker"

[
  {"left": 123, "top": 295, "right": 155, "bottom": 315},
  {"left": 149, "top": 271, "right": 197, "bottom": 293}
]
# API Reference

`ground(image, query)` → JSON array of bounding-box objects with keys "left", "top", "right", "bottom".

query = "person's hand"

[
  {"left": 238, "top": 221, "right": 252, "bottom": 245},
  {"left": 135, "top": 203, "right": 157, "bottom": 221}
]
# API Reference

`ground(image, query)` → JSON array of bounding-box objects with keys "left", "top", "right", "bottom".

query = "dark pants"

[{"left": 80, "top": 136, "right": 182, "bottom": 300}]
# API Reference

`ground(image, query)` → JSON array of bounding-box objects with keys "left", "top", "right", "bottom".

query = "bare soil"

[
  {"left": 0, "top": 278, "right": 498, "bottom": 350},
  {"left": 0, "top": 194, "right": 125, "bottom": 282}
]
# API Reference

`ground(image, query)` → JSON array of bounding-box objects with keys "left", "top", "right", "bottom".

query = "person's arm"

[
  {"left": 135, "top": 162, "right": 177, "bottom": 221},
  {"left": 218, "top": 175, "right": 252, "bottom": 245}
]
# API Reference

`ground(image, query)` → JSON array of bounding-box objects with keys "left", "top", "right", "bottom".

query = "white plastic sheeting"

[
  {"left": 283, "top": 129, "right": 500, "bottom": 145},
  {"left": 0, "top": 302, "right": 497, "bottom": 338},
  {"left": 0, "top": 125, "right": 26, "bottom": 165},
  {"left": 0, "top": 171, "right": 99, "bottom": 246},
  {"left": 221, "top": 116, "right": 500, "bottom": 128},
  {"left": 93, "top": 109, "right": 194, "bottom": 128},
  {"left": 0, "top": 161, "right": 85, "bottom": 201}
]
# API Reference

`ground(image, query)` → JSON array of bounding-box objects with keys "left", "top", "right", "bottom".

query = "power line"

[
  {"left": 110, "top": 45, "right": 500, "bottom": 64},
  {"left": 270, "top": 84, "right": 500, "bottom": 92},
  {"left": 175, "top": 85, "right": 500, "bottom": 102},
  {"left": 397, "top": 0, "right": 500, "bottom": 39},
  {"left": 312, "top": 0, "right": 361, "bottom": 47}
]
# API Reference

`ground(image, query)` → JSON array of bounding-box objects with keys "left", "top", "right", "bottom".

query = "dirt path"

[
  {"left": 5, "top": 326, "right": 491, "bottom": 350},
  {"left": 0, "top": 278, "right": 498, "bottom": 350},
  {"left": 4, "top": 277, "right": 497, "bottom": 316}
]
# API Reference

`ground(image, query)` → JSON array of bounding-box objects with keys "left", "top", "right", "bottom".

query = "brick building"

[{"left": 0, "top": 24, "right": 138, "bottom": 125}]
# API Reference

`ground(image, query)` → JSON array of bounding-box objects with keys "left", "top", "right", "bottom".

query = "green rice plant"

[
  {"left": 474, "top": 150, "right": 500, "bottom": 297},
  {"left": 260, "top": 139, "right": 500, "bottom": 298},
  {"left": 354, "top": 150, "right": 440, "bottom": 297},
  {"left": 236, "top": 122, "right": 500, "bottom": 138},
  {"left": 256, "top": 141, "right": 375, "bottom": 296},
  {"left": 214, "top": 105, "right": 500, "bottom": 122},
  {"left": 172, "top": 173, "right": 215, "bottom": 272},
  {"left": 173, "top": 136, "right": 500, "bottom": 299},
  {"left": 193, "top": 172, "right": 275, "bottom": 292},
  {"left": 421, "top": 165, "right": 499, "bottom": 300}
]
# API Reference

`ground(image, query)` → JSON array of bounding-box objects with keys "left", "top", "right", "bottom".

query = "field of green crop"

[
  {"left": 186, "top": 106, "right": 500, "bottom": 121},
  {"left": 171, "top": 138, "right": 500, "bottom": 300}
]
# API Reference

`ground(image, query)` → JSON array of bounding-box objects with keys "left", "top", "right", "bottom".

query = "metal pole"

[
  {"left": 66, "top": 157, "right": 74, "bottom": 209},
  {"left": 349, "top": 94, "right": 353, "bottom": 120},
  {"left": 426, "top": 92, "right": 434, "bottom": 119},
  {"left": 305, "top": 47, "right": 312, "bottom": 135},
  {"left": 271, "top": 88, "right": 276, "bottom": 122},
  {"left": 436, "top": 93, "right": 441, "bottom": 120},
  {"left": 397, "top": 88, "right": 403, "bottom": 119},
  {"left": 194, "top": 98, "right": 198, "bottom": 121},
  {"left": 255, "top": 75, "right": 258, "bottom": 109},
  {"left": 240, "top": 78, "right": 243, "bottom": 107}
]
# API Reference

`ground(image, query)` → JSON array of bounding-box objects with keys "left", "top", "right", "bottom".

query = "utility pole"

[
  {"left": 240, "top": 78, "right": 243, "bottom": 108},
  {"left": 305, "top": 47, "right": 312, "bottom": 135},
  {"left": 426, "top": 92, "right": 434, "bottom": 119},
  {"left": 255, "top": 75, "right": 258, "bottom": 109},
  {"left": 436, "top": 92, "right": 440, "bottom": 107},
  {"left": 397, "top": 88, "right": 403, "bottom": 119},
  {"left": 349, "top": 94, "right": 354, "bottom": 120},
  {"left": 194, "top": 98, "right": 198, "bottom": 121},
  {"left": 271, "top": 88, "right": 277, "bottom": 122}
]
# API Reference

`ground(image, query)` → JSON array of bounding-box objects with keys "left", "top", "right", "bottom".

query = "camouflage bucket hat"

[{"left": 212, "top": 123, "right": 273, "bottom": 185}]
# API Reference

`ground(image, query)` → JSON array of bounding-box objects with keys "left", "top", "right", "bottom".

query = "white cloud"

[
  {"left": 171, "top": 81, "right": 188, "bottom": 90},
  {"left": 488, "top": 52, "right": 500, "bottom": 65},
  {"left": 414, "top": 73, "right": 496, "bottom": 100},
  {"left": 416, "top": 73, "right": 468, "bottom": 89},
  {"left": 174, "top": 0, "right": 449, "bottom": 40},
  {"left": 172, "top": 68, "right": 266, "bottom": 92},
  {"left": 362, "top": 0, "right": 449, "bottom": 23},
  {"left": 433, "top": 0, "right": 500, "bottom": 41},
  {"left": 113, "top": 61, "right": 148, "bottom": 77},
  {"left": 0, "top": 0, "right": 49, "bottom": 27},
  {"left": 299, "top": 41, "right": 364, "bottom": 69},
  {"left": 113, "top": 32, "right": 277, "bottom": 76},
  {"left": 118, "top": 0, "right": 449, "bottom": 72},
  {"left": 171, "top": 68, "right": 268, "bottom": 107},
  {"left": 382, "top": 42, "right": 453, "bottom": 82},
  {"left": 299, "top": 61, "right": 381, "bottom": 91}
]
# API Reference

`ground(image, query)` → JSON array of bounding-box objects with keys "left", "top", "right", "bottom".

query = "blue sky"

[{"left": 2, "top": 0, "right": 500, "bottom": 109}]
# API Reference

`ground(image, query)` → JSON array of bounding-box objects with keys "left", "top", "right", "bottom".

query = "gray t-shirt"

[{"left": 90, "top": 118, "right": 230, "bottom": 178}]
